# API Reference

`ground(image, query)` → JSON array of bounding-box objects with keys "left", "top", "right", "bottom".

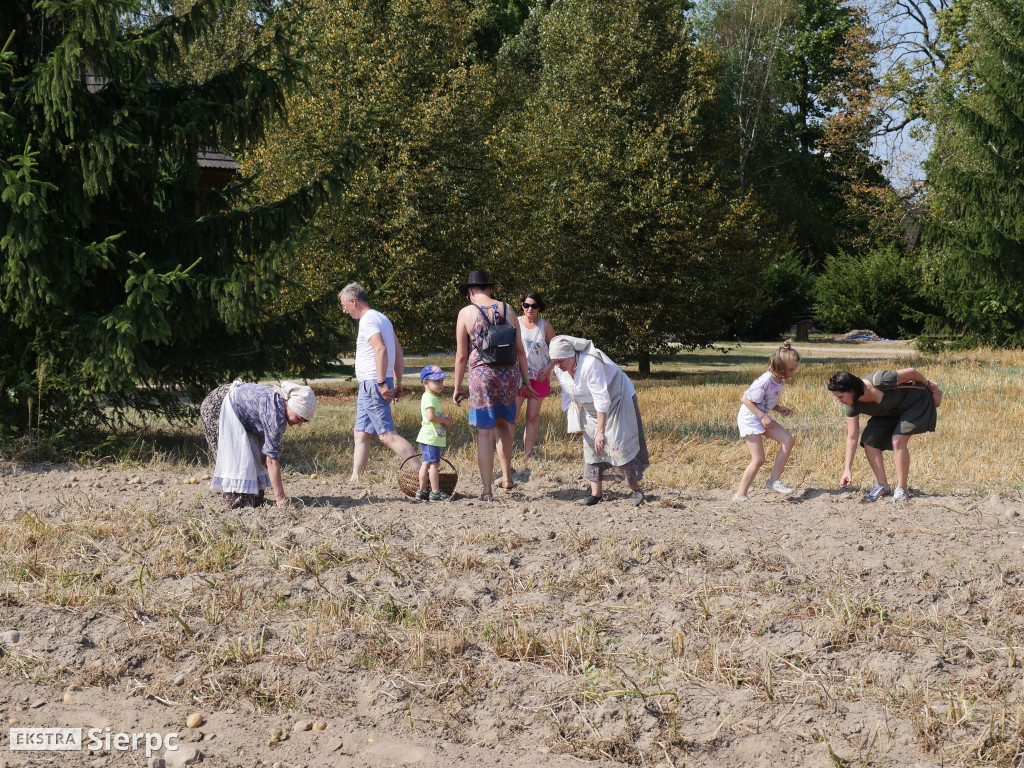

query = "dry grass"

[
  {"left": 2, "top": 341, "right": 1024, "bottom": 766},
  {"left": 1, "top": 482, "right": 1023, "bottom": 765},
  {"left": 281, "top": 342, "right": 1024, "bottom": 495},
  {"left": 90, "top": 342, "right": 1024, "bottom": 495}
]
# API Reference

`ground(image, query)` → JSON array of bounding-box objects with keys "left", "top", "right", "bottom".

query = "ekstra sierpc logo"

[
  {"left": 9, "top": 727, "right": 83, "bottom": 751},
  {"left": 8, "top": 727, "right": 177, "bottom": 757}
]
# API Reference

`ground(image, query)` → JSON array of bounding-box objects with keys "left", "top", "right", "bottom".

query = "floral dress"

[{"left": 468, "top": 303, "right": 521, "bottom": 429}]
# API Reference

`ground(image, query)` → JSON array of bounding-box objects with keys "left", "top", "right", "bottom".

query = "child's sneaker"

[
  {"left": 766, "top": 478, "right": 793, "bottom": 494},
  {"left": 866, "top": 483, "right": 890, "bottom": 501},
  {"left": 429, "top": 491, "right": 452, "bottom": 501},
  {"left": 415, "top": 489, "right": 429, "bottom": 501},
  {"left": 892, "top": 486, "right": 909, "bottom": 503}
]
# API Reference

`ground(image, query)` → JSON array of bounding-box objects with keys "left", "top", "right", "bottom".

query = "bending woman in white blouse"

[{"left": 549, "top": 336, "right": 649, "bottom": 507}]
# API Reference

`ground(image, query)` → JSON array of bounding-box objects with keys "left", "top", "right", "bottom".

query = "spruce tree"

[
  {"left": 924, "top": 0, "right": 1024, "bottom": 345},
  {"left": 0, "top": 0, "right": 343, "bottom": 434}
]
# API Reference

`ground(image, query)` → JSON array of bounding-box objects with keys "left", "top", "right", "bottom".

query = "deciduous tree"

[{"left": 493, "top": 0, "right": 766, "bottom": 370}]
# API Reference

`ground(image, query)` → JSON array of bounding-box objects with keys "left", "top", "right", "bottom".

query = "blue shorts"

[
  {"left": 355, "top": 379, "right": 396, "bottom": 435},
  {"left": 468, "top": 402, "right": 516, "bottom": 429},
  {"left": 419, "top": 443, "right": 442, "bottom": 463}
]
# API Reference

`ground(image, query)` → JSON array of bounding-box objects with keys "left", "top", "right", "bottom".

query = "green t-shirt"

[{"left": 417, "top": 391, "right": 446, "bottom": 447}]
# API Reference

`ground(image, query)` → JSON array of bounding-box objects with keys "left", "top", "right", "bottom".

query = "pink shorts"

[{"left": 519, "top": 378, "right": 550, "bottom": 398}]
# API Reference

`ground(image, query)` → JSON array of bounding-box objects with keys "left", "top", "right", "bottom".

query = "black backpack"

[{"left": 473, "top": 304, "right": 517, "bottom": 366}]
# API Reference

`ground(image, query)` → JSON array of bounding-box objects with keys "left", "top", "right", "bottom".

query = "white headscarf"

[
  {"left": 273, "top": 381, "right": 317, "bottom": 421},
  {"left": 548, "top": 335, "right": 616, "bottom": 366}
]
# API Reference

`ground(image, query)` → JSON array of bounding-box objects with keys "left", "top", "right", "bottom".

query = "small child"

[
  {"left": 416, "top": 365, "right": 453, "bottom": 501},
  {"left": 734, "top": 340, "right": 801, "bottom": 501}
]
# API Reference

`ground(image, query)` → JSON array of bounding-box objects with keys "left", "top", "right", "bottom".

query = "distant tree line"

[{"left": 0, "top": 0, "right": 1020, "bottom": 434}]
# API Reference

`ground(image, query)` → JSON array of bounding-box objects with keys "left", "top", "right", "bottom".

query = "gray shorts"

[{"left": 355, "top": 379, "right": 395, "bottom": 435}]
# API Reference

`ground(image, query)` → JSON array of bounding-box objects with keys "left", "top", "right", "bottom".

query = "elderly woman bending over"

[
  {"left": 200, "top": 381, "right": 316, "bottom": 508},
  {"left": 550, "top": 336, "right": 649, "bottom": 506}
]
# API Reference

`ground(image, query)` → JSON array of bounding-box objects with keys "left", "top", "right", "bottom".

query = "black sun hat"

[{"left": 458, "top": 269, "right": 496, "bottom": 296}]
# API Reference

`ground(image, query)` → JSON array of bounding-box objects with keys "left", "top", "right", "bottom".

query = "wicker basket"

[{"left": 397, "top": 454, "right": 458, "bottom": 498}]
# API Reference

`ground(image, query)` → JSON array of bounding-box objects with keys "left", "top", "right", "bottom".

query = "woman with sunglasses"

[{"left": 516, "top": 291, "right": 556, "bottom": 459}]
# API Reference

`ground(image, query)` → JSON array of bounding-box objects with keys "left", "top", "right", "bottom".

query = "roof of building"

[{"left": 196, "top": 149, "right": 239, "bottom": 170}]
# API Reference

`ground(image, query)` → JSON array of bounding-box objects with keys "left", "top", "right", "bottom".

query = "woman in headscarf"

[
  {"left": 200, "top": 381, "right": 317, "bottom": 508},
  {"left": 549, "top": 336, "right": 649, "bottom": 506}
]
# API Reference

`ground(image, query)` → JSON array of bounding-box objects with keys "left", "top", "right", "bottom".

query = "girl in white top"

[
  {"left": 515, "top": 291, "right": 556, "bottom": 459},
  {"left": 735, "top": 340, "right": 801, "bottom": 501}
]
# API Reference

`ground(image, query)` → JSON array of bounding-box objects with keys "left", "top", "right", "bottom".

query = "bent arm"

[
  {"left": 368, "top": 332, "right": 389, "bottom": 383},
  {"left": 741, "top": 395, "right": 771, "bottom": 423},
  {"left": 582, "top": 357, "right": 611, "bottom": 413},
  {"left": 896, "top": 368, "right": 937, "bottom": 390}
]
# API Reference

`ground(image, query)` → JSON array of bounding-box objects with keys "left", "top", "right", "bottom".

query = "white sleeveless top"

[{"left": 521, "top": 319, "right": 550, "bottom": 379}]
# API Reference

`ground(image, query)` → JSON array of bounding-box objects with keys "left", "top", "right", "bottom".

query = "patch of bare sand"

[{"left": 1, "top": 463, "right": 1021, "bottom": 767}]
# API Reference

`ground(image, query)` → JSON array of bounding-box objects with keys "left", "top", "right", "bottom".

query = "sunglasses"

[{"left": 522, "top": 302, "right": 539, "bottom": 309}]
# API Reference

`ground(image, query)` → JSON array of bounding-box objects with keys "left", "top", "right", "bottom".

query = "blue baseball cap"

[{"left": 419, "top": 365, "right": 448, "bottom": 382}]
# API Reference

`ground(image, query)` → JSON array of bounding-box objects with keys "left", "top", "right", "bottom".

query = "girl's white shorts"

[{"left": 737, "top": 406, "right": 767, "bottom": 437}]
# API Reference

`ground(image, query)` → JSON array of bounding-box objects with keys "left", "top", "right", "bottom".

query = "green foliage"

[
  {"left": 0, "top": 0, "right": 345, "bottom": 434},
  {"left": 246, "top": 0, "right": 495, "bottom": 352},
  {"left": 731, "top": 254, "right": 816, "bottom": 340},
  {"left": 812, "top": 244, "right": 932, "bottom": 338},
  {"left": 700, "top": 0, "right": 892, "bottom": 262},
  {"left": 923, "top": 0, "right": 1024, "bottom": 346},
  {"left": 492, "top": 0, "right": 767, "bottom": 368}
]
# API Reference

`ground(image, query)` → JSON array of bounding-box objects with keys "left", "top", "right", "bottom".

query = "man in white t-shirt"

[{"left": 339, "top": 283, "right": 419, "bottom": 481}]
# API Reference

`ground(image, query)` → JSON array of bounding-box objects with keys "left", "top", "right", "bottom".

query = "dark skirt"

[
  {"left": 200, "top": 384, "right": 265, "bottom": 509},
  {"left": 860, "top": 386, "right": 937, "bottom": 451}
]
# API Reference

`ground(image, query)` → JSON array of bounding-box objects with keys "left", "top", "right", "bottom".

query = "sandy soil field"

[{"left": 1, "top": 462, "right": 1022, "bottom": 767}]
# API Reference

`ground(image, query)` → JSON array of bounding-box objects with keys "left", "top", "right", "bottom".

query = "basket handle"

[{"left": 399, "top": 453, "right": 457, "bottom": 475}]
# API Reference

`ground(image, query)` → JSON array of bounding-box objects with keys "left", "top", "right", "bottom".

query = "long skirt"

[
  {"left": 583, "top": 394, "right": 650, "bottom": 484},
  {"left": 200, "top": 384, "right": 265, "bottom": 509}
]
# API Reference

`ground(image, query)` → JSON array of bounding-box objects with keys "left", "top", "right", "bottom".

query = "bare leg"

[
  {"left": 591, "top": 479, "right": 603, "bottom": 498},
  {"left": 891, "top": 435, "right": 911, "bottom": 490},
  {"left": 379, "top": 430, "right": 420, "bottom": 468},
  {"left": 862, "top": 444, "right": 889, "bottom": 487},
  {"left": 765, "top": 423, "right": 795, "bottom": 482},
  {"left": 496, "top": 419, "right": 515, "bottom": 487},
  {"left": 523, "top": 397, "right": 543, "bottom": 459},
  {"left": 418, "top": 460, "right": 429, "bottom": 492},
  {"left": 476, "top": 427, "right": 495, "bottom": 498},
  {"left": 351, "top": 430, "right": 372, "bottom": 482},
  {"left": 737, "top": 435, "right": 766, "bottom": 498},
  {"left": 428, "top": 462, "right": 441, "bottom": 493}
]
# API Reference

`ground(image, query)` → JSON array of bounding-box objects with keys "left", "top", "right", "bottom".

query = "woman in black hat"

[{"left": 453, "top": 270, "right": 537, "bottom": 500}]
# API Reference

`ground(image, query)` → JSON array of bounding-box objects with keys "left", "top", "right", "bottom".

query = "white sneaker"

[
  {"left": 892, "top": 486, "right": 909, "bottom": 503},
  {"left": 866, "top": 483, "right": 890, "bottom": 501},
  {"left": 732, "top": 495, "right": 749, "bottom": 502},
  {"left": 766, "top": 479, "right": 793, "bottom": 494}
]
